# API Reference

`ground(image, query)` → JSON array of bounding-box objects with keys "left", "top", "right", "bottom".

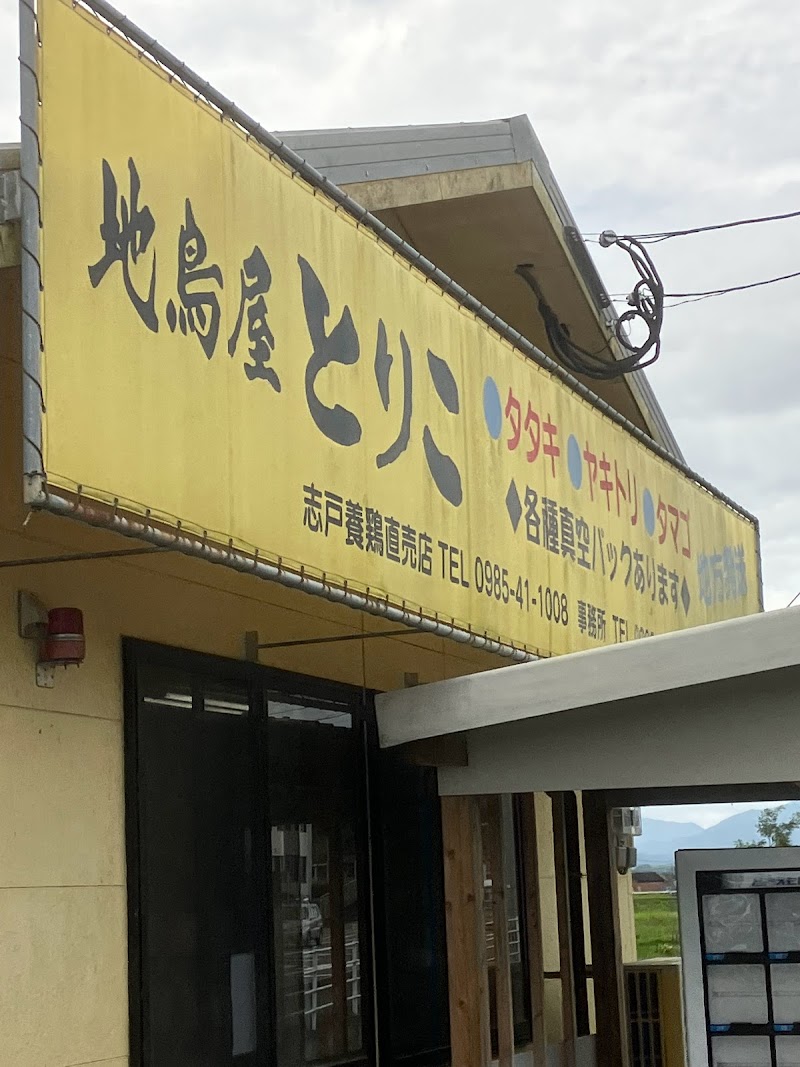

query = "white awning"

[{"left": 375, "top": 607, "right": 800, "bottom": 795}]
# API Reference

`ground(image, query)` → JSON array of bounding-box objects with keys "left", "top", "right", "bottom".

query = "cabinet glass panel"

[
  {"left": 777, "top": 1036, "right": 800, "bottom": 1066},
  {"left": 703, "top": 894, "right": 763, "bottom": 954},
  {"left": 711, "top": 1036, "right": 771, "bottom": 1066},
  {"left": 707, "top": 965, "right": 768, "bottom": 1024},
  {"left": 773, "top": 963, "right": 800, "bottom": 1025},
  {"left": 767, "top": 893, "right": 800, "bottom": 953}
]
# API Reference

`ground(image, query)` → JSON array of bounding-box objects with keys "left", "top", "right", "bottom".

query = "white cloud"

[{"left": 1, "top": 0, "right": 799, "bottom": 609}]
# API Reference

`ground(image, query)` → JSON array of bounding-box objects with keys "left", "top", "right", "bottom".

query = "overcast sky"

[
  {"left": 646, "top": 801, "right": 785, "bottom": 829},
  {"left": 2, "top": 0, "right": 798, "bottom": 825}
]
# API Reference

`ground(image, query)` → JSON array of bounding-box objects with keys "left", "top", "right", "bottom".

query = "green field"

[{"left": 633, "top": 893, "right": 680, "bottom": 959}]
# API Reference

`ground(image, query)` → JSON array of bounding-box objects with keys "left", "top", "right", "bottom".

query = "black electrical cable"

[
  {"left": 587, "top": 207, "right": 800, "bottom": 244},
  {"left": 521, "top": 220, "right": 799, "bottom": 378},
  {"left": 515, "top": 233, "right": 664, "bottom": 381},
  {"left": 608, "top": 265, "right": 800, "bottom": 309},
  {"left": 664, "top": 294, "right": 719, "bottom": 309},
  {"left": 665, "top": 267, "right": 800, "bottom": 299}
]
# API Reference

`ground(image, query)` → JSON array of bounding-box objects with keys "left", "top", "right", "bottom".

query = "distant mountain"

[
  {"left": 636, "top": 818, "right": 703, "bottom": 865},
  {"left": 636, "top": 804, "right": 800, "bottom": 865},
  {"left": 640, "top": 818, "right": 703, "bottom": 845}
]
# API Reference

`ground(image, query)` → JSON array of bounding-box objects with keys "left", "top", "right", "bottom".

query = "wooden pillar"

[
  {"left": 441, "top": 794, "right": 491, "bottom": 1067},
  {"left": 484, "top": 796, "right": 515, "bottom": 1067},
  {"left": 551, "top": 793, "right": 577, "bottom": 1067},
  {"left": 519, "top": 794, "right": 547, "bottom": 1065},
  {"left": 582, "top": 791, "right": 630, "bottom": 1067},
  {"left": 563, "top": 793, "right": 590, "bottom": 1035}
]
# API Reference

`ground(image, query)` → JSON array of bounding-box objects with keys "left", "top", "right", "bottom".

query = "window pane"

[
  {"left": 136, "top": 669, "right": 261, "bottom": 1066},
  {"left": 268, "top": 694, "right": 352, "bottom": 730},
  {"left": 268, "top": 700, "right": 363, "bottom": 1066},
  {"left": 269, "top": 704, "right": 349, "bottom": 729}
]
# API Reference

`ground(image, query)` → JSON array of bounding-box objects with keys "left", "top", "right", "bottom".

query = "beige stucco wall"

[{"left": 0, "top": 540, "right": 128, "bottom": 1065}]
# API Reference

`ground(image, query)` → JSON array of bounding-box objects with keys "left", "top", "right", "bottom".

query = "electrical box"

[
  {"left": 613, "top": 806, "right": 643, "bottom": 837},
  {"left": 677, "top": 847, "right": 800, "bottom": 1067},
  {"left": 616, "top": 844, "right": 638, "bottom": 873}
]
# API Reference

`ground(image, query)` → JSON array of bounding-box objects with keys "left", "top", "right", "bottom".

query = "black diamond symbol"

[
  {"left": 506, "top": 480, "right": 522, "bottom": 532},
  {"left": 681, "top": 577, "right": 691, "bottom": 616}
]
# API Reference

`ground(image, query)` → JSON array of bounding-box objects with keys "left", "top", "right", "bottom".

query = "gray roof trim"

[
  {"left": 376, "top": 606, "right": 793, "bottom": 749},
  {"left": 277, "top": 116, "right": 522, "bottom": 186},
  {"left": 275, "top": 119, "right": 514, "bottom": 153},
  {"left": 305, "top": 134, "right": 512, "bottom": 171},
  {"left": 301, "top": 149, "right": 519, "bottom": 189}
]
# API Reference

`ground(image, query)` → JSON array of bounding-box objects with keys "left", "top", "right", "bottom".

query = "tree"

[{"left": 735, "top": 805, "right": 800, "bottom": 849}]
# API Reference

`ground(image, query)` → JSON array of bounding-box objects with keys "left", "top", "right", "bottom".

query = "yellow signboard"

[{"left": 33, "top": 0, "right": 761, "bottom": 655}]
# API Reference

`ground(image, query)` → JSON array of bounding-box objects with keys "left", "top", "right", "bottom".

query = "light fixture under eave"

[{"left": 17, "top": 591, "right": 86, "bottom": 688}]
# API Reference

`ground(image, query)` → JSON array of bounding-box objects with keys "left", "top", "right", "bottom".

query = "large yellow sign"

[{"left": 33, "top": 0, "right": 761, "bottom": 655}]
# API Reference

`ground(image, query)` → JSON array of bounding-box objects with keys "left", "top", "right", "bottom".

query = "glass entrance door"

[
  {"left": 268, "top": 697, "right": 366, "bottom": 1066},
  {"left": 134, "top": 668, "right": 264, "bottom": 1066},
  {"left": 125, "top": 645, "right": 371, "bottom": 1067}
]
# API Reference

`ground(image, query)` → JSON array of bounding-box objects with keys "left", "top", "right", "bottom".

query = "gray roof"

[
  {"left": 278, "top": 116, "right": 683, "bottom": 462},
  {"left": 275, "top": 114, "right": 545, "bottom": 187},
  {"left": 376, "top": 604, "right": 792, "bottom": 750}
]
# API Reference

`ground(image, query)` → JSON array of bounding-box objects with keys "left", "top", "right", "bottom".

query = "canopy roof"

[{"left": 376, "top": 607, "right": 799, "bottom": 795}]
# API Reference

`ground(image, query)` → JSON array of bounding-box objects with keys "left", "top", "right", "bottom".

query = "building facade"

[{"left": 0, "top": 2, "right": 762, "bottom": 1066}]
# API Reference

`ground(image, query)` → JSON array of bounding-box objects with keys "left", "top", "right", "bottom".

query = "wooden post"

[
  {"left": 519, "top": 794, "right": 547, "bottom": 1065},
  {"left": 582, "top": 791, "right": 630, "bottom": 1067},
  {"left": 441, "top": 794, "right": 491, "bottom": 1067},
  {"left": 484, "top": 796, "right": 515, "bottom": 1067},
  {"left": 551, "top": 793, "right": 577, "bottom": 1067}
]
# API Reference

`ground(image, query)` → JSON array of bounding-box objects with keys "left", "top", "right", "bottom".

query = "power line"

[
  {"left": 665, "top": 268, "right": 800, "bottom": 299},
  {"left": 587, "top": 208, "right": 800, "bottom": 244},
  {"left": 610, "top": 266, "right": 800, "bottom": 309},
  {"left": 664, "top": 294, "right": 720, "bottom": 309}
]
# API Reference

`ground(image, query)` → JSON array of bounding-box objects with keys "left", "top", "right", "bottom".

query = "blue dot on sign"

[
  {"left": 483, "top": 376, "right": 502, "bottom": 440},
  {"left": 643, "top": 489, "right": 655, "bottom": 536},
  {"left": 567, "top": 435, "right": 582, "bottom": 489}
]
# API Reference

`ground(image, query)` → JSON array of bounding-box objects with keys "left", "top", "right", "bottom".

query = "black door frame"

[{"left": 122, "top": 638, "right": 376, "bottom": 1067}]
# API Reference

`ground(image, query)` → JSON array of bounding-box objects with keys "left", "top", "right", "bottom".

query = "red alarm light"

[{"left": 39, "top": 607, "right": 85, "bottom": 666}]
